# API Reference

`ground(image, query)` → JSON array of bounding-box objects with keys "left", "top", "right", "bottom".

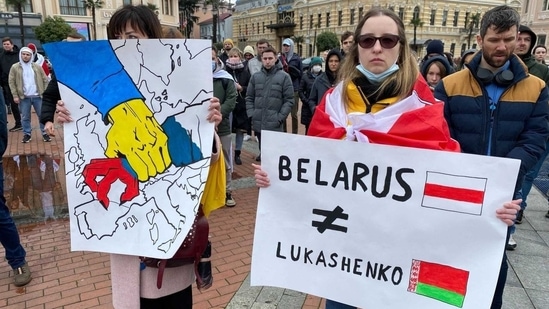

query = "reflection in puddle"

[{"left": 4, "top": 154, "right": 67, "bottom": 223}]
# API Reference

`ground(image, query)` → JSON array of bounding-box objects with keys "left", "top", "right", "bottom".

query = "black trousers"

[{"left": 2, "top": 84, "right": 20, "bottom": 125}]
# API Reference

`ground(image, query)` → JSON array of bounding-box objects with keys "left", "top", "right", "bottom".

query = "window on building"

[
  {"left": 350, "top": 9, "right": 355, "bottom": 25},
  {"left": 525, "top": 0, "right": 529, "bottom": 13},
  {"left": 60, "top": 0, "right": 86, "bottom": 16},
  {"left": 8, "top": 2, "right": 33, "bottom": 12},
  {"left": 163, "top": 0, "right": 173, "bottom": 16},
  {"left": 398, "top": 7, "right": 405, "bottom": 20},
  {"left": 300, "top": 16, "right": 303, "bottom": 30},
  {"left": 262, "top": 21, "right": 265, "bottom": 33},
  {"left": 318, "top": 13, "right": 322, "bottom": 28},
  {"left": 450, "top": 43, "right": 455, "bottom": 55},
  {"left": 461, "top": 43, "right": 466, "bottom": 55},
  {"left": 453, "top": 11, "right": 459, "bottom": 27},
  {"left": 257, "top": 22, "right": 259, "bottom": 33},
  {"left": 472, "top": 43, "right": 477, "bottom": 49},
  {"left": 358, "top": 7, "right": 364, "bottom": 19},
  {"left": 413, "top": 6, "right": 420, "bottom": 20},
  {"left": 442, "top": 10, "right": 448, "bottom": 26},
  {"left": 464, "top": 12, "right": 470, "bottom": 28},
  {"left": 430, "top": 9, "right": 436, "bottom": 25},
  {"left": 539, "top": 34, "right": 547, "bottom": 46},
  {"left": 388, "top": 5, "right": 395, "bottom": 12},
  {"left": 326, "top": 12, "right": 330, "bottom": 28},
  {"left": 310, "top": 15, "right": 313, "bottom": 29},
  {"left": 544, "top": 0, "right": 549, "bottom": 11},
  {"left": 123, "top": 0, "right": 132, "bottom": 5},
  {"left": 338, "top": 10, "right": 342, "bottom": 26}
]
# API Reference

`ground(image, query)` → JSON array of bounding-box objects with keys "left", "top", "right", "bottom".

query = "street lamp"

[{"left": 198, "top": 0, "right": 227, "bottom": 44}]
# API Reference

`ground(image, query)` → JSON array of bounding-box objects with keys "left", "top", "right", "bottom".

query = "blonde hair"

[
  {"left": 162, "top": 26, "right": 184, "bottom": 38},
  {"left": 228, "top": 47, "right": 243, "bottom": 59},
  {"left": 338, "top": 8, "right": 418, "bottom": 104}
]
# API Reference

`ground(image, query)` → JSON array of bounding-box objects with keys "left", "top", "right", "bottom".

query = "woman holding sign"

[{"left": 253, "top": 7, "right": 520, "bottom": 309}]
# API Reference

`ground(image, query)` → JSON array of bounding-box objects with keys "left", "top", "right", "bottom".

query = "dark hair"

[
  {"left": 479, "top": 5, "right": 520, "bottom": 38},
  {"left": 67, "top": 32, "right": 87, "bottom": 41},
  {"left": 341, "top": 31, "right": 353, "bottom": 42},
  {"left": 211, "top": 45, "right": 218, "bottom": 53},
  {"left": 107, "top": 5, "right": 163, "bottom": 39},
  {"left": 533, "top": 44, "right": 547, "bottom": 54},
  {"left": 256, "top": 38, "right": 269, "bottom": 46},
  {"left": 2, "top": 37, "right": 13, "bottom": 44},
  {"left": 261, "top": 46, "right": 277, "bottom": 56}
]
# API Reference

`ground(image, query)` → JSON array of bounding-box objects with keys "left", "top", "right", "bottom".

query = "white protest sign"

[
  {"left": 44, "top": 39, "right": 214, "bottom": 258},
  {"left": 251, "top": 131, "right": 519, "bottom": 309}
]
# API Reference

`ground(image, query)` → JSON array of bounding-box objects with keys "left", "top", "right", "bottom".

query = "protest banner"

[{"left": 251, "top": 131, "right": 519, "bottom": 309}]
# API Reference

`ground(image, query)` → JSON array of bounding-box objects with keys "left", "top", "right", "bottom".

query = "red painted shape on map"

[{"left": 82, "top": 158, "right": 139, "bottom": 210}]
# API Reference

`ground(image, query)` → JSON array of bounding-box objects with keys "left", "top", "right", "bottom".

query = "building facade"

[
  {"left": 232, "top": 0, "right": 520, "bottom": 58},
  {"left": 0, "top": 0, "right": 180, "bottom": 44},
  {"left": 521, "top": 0, "right": 549, "bottom": 48}
]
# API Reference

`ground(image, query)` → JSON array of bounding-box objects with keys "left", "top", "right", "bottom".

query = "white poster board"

[
  {"left": 44, "top": 39, "right": 213, "bottom": 258},
  {"left": 251, "top": 131, "right": 519, "bottom": 309}
]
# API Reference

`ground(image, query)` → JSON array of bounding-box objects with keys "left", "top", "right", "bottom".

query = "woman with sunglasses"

[{"left": 254, "top": 7, "right": 520, "bottom": 309}]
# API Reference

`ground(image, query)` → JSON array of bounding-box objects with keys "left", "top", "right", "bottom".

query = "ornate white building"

[
  {"left": 231, "top": 0, "right": 521, "bottom": 58},
  {"left": 0, "top": 0, "right": 180, "bottom": 41}
]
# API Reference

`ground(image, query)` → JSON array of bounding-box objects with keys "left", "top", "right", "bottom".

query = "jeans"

[
  {"left": 2, "top": 84, "right": 20, "bottom": 125},
  {"left": 520, "top": 140, "right": 549, "bottom": 211},
  {"left": 235, "top": 130, "right": 244, "bottom": 151},
  {"left": 283, "top": 91, "right": 299, "bottom": 134},
  {"left": 20, "top": 96, "right": 46, "bottom": 135},
  {"left": 0, "top": 163, "right": 27, "bottom": 269}
]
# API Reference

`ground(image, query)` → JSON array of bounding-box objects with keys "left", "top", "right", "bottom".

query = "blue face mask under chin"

[
  {"left": 356, "top": 62, "right": 400, "bottom": 83},
  {"left": 212, "top": 61, "right": 217, "bottom": 72}
]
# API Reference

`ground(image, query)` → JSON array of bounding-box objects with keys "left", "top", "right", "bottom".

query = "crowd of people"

[{"left": 0, "top": 3, "right": 547, "bottom": 309}]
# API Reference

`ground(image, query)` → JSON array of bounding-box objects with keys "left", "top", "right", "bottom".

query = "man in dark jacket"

[
  {"left": 246, "top": 46, "right": 294, "bottom": 161},
  {"left": 509, "top": 25, "right": 549, "bottom": 247},
  {"left": 279, "top": 38, "right": 302, "bottom": 134},
  {"left": 435, "top": 6, "right": 549, "bottom": 309},
  {"left": 0, "top": 37, "right": 21, "bottom": 131},
  {"left": 308, "top": 49, "right": 342, "bottom": 117}
]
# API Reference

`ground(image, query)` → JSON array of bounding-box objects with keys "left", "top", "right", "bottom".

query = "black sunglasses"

[{"left": 357, "top": 34, "right": 400, "bottom": 49}]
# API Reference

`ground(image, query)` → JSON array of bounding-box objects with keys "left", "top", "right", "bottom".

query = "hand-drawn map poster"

[
  {"left": 251, "top": 131, "right": 520, "bottom": 309},
  {"left": 44, "top": 39, "right": 214, "bottom": 259}
]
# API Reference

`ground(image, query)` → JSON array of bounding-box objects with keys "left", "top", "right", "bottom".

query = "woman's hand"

[
  {"left": 207, "top": 97, "right": 222, "bottom": 128},
  {"left": 55, "top": 100, "right": 73, "bottom": 123},
  {"left": 496, "top": 199, "right": 521, "bottom": 226},
  {"left": 252, "top": 163, "right": 270, "bottom": 188}
]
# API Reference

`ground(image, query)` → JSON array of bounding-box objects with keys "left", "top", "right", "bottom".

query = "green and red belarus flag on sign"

[{"left": 408, "top": 259, "right": 470, "bottom": 308}]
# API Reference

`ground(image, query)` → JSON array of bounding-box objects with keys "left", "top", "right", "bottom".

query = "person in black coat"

[
  {"left": 299, "top": 57, "right": 323, "bottom": 134},
  {"left": 307, "top": 49, "right": 342, "bottom": 118},
  {"left": 225, "top": 47, "right": 251, "bottom": 165}
]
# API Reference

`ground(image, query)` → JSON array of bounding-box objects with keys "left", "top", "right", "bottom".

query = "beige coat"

[{"left": 8, "top": 62, "right": 49, "bottom": 99}]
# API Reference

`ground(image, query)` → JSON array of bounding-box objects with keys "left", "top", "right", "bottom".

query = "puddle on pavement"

[{"left": 3, "top": 154, "right": 68, "bottom": 224}]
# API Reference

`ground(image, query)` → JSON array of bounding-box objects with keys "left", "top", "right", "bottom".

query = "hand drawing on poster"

[{"left": 44, "top": 39, "right": 214, "bottom": 258}]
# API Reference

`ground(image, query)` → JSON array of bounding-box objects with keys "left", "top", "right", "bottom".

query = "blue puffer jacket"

[{"left": 435, "top": 52, "right": 549, "bottom": 192}]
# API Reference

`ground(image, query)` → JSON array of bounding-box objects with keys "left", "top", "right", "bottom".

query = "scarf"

[
  {"left": 308, "top": 75, "right": 460, "bottom": 152},
  {"left": 225, "top": 60, "right": 244, "bottom": 71}
]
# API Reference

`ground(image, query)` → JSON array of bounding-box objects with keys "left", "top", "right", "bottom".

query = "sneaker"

[
  {"left": 515, "top": 209, "right": 524, "bottom": 224},
  {"left": 13, "top": 262, "right": 31, "bottom": 287},
  {"left": 243, "top": 135, "right": 251, "bottom": 141},
  {"left": 225, "top": 193, "right": 236, "bottom": 207},
  {"left": 235, "top": 155, "right": 242, "bottom": 165},
  {"left": 42, "top": 134, "right": 51, "bottom": 142},
  {"left": 506, "top": 235, "right": 517, "bottom": 251},
  {"left": 21, "top": 134, "right": 31, "bottom": 143},
  {"left": 9, "top": 124, "right": 22, "bottom": 132},
  {"left": 255, "top": 155, "right": 261, "bottom": 162}
]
